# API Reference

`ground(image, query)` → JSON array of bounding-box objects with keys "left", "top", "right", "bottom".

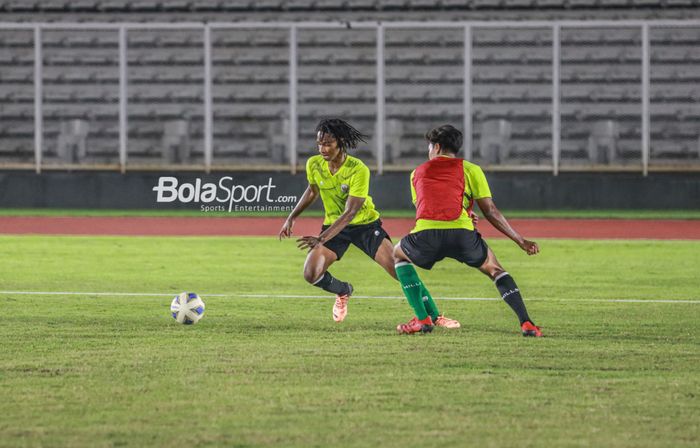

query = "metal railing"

[{"left": 1, "top": 20, "right": 699, "bottom": 174}]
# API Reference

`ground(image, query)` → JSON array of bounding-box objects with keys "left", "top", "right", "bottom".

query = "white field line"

[{"left": 0, "top": 291, "right": 699, "bottom": 304}]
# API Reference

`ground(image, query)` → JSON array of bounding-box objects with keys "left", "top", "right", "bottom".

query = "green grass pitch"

[{"left": 1, "top": 235, "right": 699, "bottom": 447}]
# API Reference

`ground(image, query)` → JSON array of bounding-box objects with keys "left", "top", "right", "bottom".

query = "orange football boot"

[
  {"left": 434, "top": 315, "right": 461, "bottom": 329},
  {"left": 332, "top": 284, "right": 353, "bottom": 322}
]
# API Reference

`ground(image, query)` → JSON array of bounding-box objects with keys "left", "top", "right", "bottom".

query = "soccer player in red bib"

[
  {"left": 393, "top": 124, "right": 542, "bottom": 337},
  {"left": 279, "top": 118, "right": 460, "bottom": 328}
]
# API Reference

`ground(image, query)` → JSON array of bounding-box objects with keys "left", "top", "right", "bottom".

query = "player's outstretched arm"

[
  {"left": 296, "top": 196, "right": 365, "bottom": 250},
  {"left": 279, "top": 184, "right": 319, "bottom": 240},
  {"left": 476, "top": 197, "right": 539, "bottom": 256}
]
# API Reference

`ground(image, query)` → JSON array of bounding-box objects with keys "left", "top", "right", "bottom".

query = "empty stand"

[
  {"left": 559, "top": 26, "right": 644, "bottom": 166},
  {"left": 384, "top": 28, "right": 464, "bottom": 161},
  {"left": 296, "top": 27, "right": 378, "bottom": 163},
  {"left": 121, "top": 29, "right": 205, "bottom": 166},
  {"left": 38, "top": 29, "right": 121, "bottom": 165},
  {"left": 0, "top": 29, "right": 35, "bottom": 163},
  {"left": 1, "top": 20, "right": 699, "bottom": 170},
  {"left": 470, "top": 27, "right": 554, "bottom": 166},
  {"left": 648, "top": 25, "right": 700, "bottom": 164},
  {"left": 211, "top": 27, "right": 290, "bottom": 165}
]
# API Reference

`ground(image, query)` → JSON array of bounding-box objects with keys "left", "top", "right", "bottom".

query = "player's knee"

[
  {"left": 392, "top": 243, "right": 406, "bottom": 262},
  {"left": 303, "top": 267, "right": 322, "bottom": 284},
  {"left": 479, "top": 260, "right": 503, "bottom": 280}
]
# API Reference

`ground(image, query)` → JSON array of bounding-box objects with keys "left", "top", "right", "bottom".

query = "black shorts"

[
  {"left": 321, "top": 219, "right": 391, "bottom": 261},
  {"left": 399, "top": 228, "right": 489, "bottom": 270}
]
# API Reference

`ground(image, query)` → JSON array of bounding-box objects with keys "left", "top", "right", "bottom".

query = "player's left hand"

[{"left": 296, "top": 236, "right": 323, "bottom": 251}]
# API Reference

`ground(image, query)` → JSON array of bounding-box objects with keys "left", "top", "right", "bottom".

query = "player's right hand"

[
  {"left": 519, "top": 239, "right": 539, "bottom": 256},
  {"left": 278, "top": 219, "right": 294, "bottom": 240}
]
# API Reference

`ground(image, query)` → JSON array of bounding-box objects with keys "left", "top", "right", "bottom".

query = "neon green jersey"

[
  {"left": 306, "top": 154, "right": 380, "bottom": 226},
  {"left": 409, "top": 158, "right": 492, "bottom": 233}
]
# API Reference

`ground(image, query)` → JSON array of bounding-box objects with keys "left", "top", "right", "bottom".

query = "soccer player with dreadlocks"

[{"left": 279, "top": 118, "right": 460, "bottom": 328}]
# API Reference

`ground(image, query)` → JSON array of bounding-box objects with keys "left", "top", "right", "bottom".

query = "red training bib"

[{"left": 412, "top": 157, "right": 465, "bottom": 221}]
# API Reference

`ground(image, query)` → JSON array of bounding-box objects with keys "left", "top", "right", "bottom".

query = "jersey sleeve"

[
  {"left": 305, "top": 157, "right": 316, "bottom": 185},
  {"left": 348, "top": 164, "right": 370, "bottom": 198},
  {"left": 465, "top": 163, "right": 492, "bottom": 199},
  {"left": 409, "top": 170, "right": 417, "bottom": 205}
]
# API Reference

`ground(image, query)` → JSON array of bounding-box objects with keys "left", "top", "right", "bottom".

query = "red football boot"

[
  {"left": 521, "top": 321, "right": 543, "bottom": 337},
  {"left": 396, "top": 316, "right": 434, "bottom": 335}
]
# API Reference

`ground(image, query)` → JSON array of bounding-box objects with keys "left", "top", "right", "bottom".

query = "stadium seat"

[
  {"left": 649, "top": 141, "right": 694, "bottom": 161},
  {"left": 586, "top": 120, "right": 620, "bottom": 164},
  {"left": 213, "top": 139, "right": 271, "bottom": 160},
  {"left": 479, "top": 119, "right": 512, "bottom": 164},
  {"left": 267, "top": 118, "right": 289, "bottom": 163},
  {"left": 56, "top": 119, "right": 90, "bottom": 164},
  {"left": 0, "top": 120, "right": 33, "bottom": 135},
  {"left": 298, "top": 30, "right": 346, "bottom": 48},
  {"left": 0, "top": 138, "right": 33, "bottom": 159},
  {"left": 0, "top": 33, "right": 33, "bottom": 48},
  {"left": 561, "top": 46, "right": 640, "bottom": 65},
  {"left": 473, "top": 46, "right": 549, "bottom": 65},
  {"left": 385, "top": 118, "right": 404, "bottom": 163},
  {"left": 161, "top": 119, "right": 191, "bottom": 164}
]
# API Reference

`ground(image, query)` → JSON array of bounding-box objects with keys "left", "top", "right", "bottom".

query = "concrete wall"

[{"left": 0, "top": 170, "right": 698, "bottom": 210}]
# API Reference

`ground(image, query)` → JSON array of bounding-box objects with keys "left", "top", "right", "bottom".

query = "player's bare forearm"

[
  {"left": 286, "top": 185, "right": 318, "bottom": 221},
  {"left": 481, "top": 205, "right": 523, "bottom": 244},
  {"left": 317, "top": 211, "right": 355, "bottom": 244},
  {"left": 318, "top": 196, "right": 364, "bottom": 243},
  {"left": 280, "top": 185, "right": 319, "bottom": 240},
  {"left": 476, "top": 197, "right": 539, "bottom": 255},
  {"left": 296, "top": 196, "right": 364, "bottom": 251}
]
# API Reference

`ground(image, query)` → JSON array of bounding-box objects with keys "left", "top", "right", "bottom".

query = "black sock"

[
  {"left": 312, "top": 272, "right": 352, "bottom": 296},
  {"left": 494, "top": 273, "right": 532, "bottom": 325}
]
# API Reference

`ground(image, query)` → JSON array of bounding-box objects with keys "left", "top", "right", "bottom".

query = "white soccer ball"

[{"left": 170, "top": 292, "right": 205, "bottom": 325}]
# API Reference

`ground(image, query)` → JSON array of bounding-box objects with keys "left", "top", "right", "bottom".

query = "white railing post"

[
  {"left": 289, "top": 25, "right": 298, "bottom": 174},
  {"left": 33, "top": 26, "right": 42, "bottom": 174},
  {"left": 552, "top": 24, "right": 561, "bottom": 176},
  {"left": 641, "top": 23, "right": 650, "bottom": 177},
  {"left": 204, "top": 25, "right": 213, "bottom": 173},
  {"left": 119, "top": 26, "right": 128, "bottom": 173},
  {"left": 376, "top": 24, "right": 385, "bottom": 174},
  {"left": 463, "top": 25, "right": 472, "bottom": 161}
]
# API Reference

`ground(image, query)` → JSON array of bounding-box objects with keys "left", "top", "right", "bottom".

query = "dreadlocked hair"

[{"left": 315, "top": 118, "right": 368, "bottom": 152}]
